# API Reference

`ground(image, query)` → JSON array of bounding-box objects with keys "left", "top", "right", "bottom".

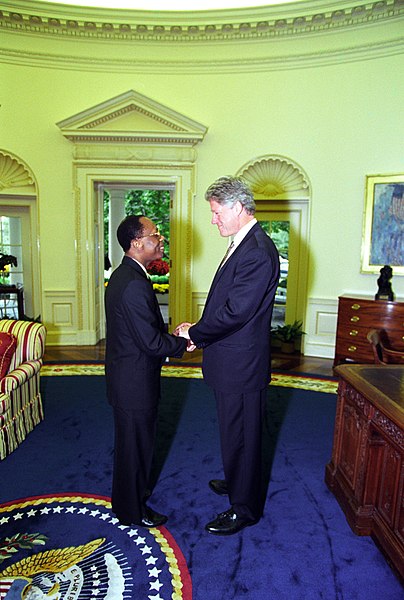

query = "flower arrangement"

[
  {"left": 0, "top": 263, "right": 11, "bottom": 284},
  {"left": 153, "top": 283, "right": 169, "bottom": 294},
  {"left": 0, "top": 254, "right": 17, "bottom": 286},
  {"left": 147, "top": 259, "right": 169, "bottom": 276},
  {"left": 104, "top": 259, "right": 170, "bottom": 294},
  {"left": 147, "top": 259, "right": 169, "bottom": 293}
]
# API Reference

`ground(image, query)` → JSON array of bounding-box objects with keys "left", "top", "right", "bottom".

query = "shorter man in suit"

[
  {"left": 177, "top": 176, "right": 280, "bottom": 535},
  {"left": 105, "top": 215, "right": 189, "bottom": 528}
]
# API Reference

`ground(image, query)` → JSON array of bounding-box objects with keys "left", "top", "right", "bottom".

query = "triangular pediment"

[{"left": 57, "top": 90, "right": 208, "bottom": 146}]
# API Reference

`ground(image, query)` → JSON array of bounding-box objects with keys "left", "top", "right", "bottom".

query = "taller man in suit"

[
  {"left": 177, "top": 176, "right": 280, "bottom": 535},
  {"left": 105, "top": 215, "right": 189, "bottom": 528}
]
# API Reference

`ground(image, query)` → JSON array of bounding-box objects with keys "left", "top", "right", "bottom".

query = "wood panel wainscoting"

[
  {"left": 333, "top": 295, "right": 404, "bottom": 366},
  {"left": 325, "top": 364, "right": 404, "bottom": 580}
]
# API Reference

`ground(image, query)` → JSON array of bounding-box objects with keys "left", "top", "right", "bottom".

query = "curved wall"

[{"left": 1, "top": 0, "right": 403, "bottom": 354}]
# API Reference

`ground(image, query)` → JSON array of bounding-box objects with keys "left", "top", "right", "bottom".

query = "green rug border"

[{"left": 41, "top": 363, "right": 337, "bottom": 394}]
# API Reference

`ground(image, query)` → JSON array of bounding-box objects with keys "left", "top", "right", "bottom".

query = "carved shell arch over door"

[
  {"left": 237, "top": 155, "right": 310, "bottom": 200},
  {"left": 0, "top": 150, "right": 36, "bottom": 192}
]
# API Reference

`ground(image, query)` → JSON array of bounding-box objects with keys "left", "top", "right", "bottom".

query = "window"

[{"left": 0, "top": 216, "right": 23, "bottom": 286}]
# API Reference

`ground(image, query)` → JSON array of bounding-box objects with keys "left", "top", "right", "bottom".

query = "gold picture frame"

[{"left": 361, "top": 174, "right": 404, "bottom": 275}]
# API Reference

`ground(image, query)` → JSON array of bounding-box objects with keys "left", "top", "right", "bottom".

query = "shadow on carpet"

[{"left": 0, "top": 376, "right": 402, "bottom": 600}]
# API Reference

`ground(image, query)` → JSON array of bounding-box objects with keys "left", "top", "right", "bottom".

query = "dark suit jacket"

[
  {"left": 105, "top": 255, "right": 187, "bottom": 410},
  {"left": 189, "top": 222, "right": 280, "bottom": 393}
]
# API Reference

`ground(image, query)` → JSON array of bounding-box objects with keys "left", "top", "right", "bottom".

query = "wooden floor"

[{"left": 44, "top": 340, "right": 335, "bottom": 377}]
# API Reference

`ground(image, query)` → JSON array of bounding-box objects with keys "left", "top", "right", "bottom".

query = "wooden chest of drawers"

[{"left": 334, "top": 295, "right": 404, "bottom": 366}]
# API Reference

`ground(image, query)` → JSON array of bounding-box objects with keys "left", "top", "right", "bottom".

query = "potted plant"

[{"left": 272, "top": 319, "right": 306, "bottom": 354}]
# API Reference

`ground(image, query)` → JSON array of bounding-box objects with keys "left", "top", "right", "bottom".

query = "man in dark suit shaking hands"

[
  {"left": 177, "top": 177, "right": 280, "bottom": 535},
  {"left": 105, "top": 215, "right": 189, "bottom": 528}
]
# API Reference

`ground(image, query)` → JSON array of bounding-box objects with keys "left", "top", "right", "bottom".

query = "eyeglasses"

[{"left": 138, "top": 230, "right": 163, "bottom": 240}]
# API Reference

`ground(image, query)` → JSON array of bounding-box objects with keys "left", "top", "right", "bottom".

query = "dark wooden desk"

[{"left": 325, "top": 364, "right": 404, "bottom": 579}]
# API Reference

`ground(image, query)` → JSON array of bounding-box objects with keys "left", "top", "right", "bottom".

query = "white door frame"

[
  {"left": 74, "top": 164, "right": 195, "bottom": 344},
  {"left": 95, "top": 181, "right": 175, "bottom": 340},
  {"left": 255, "top": 199, "right": 310, "bottom": 326},
  {"left": 0, "top": 196, "right": 41, "bottom": 320}
]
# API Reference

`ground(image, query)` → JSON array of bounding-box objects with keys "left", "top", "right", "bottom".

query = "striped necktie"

[{"left": 218, "top": 241, "right": 234, "bottom": 269}]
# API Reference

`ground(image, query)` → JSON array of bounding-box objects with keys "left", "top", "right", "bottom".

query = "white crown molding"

[
  {"left": 1, "top": 36, "right": 403, "bottom": 73},
  {"left": 1, "top": 1, "right": 403, "bottom": 43}
]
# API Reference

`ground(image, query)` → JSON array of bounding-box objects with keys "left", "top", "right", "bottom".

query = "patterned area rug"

[
  {"left": 41, "top": 363, "right": 338, "bottom": 394},
  {"left": 0, "top": 365, "right": 336, "bottom": 597},
  {"left": 0, "top": 494, "right": 191, "bottom": 600},
  {"left": 2, "top": 374, "right": 400, "bottom": 599}
]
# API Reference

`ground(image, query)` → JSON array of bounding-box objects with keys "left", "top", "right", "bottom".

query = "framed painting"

[{"left": 361, "top": 174, "right": 404, "bottom": 275}]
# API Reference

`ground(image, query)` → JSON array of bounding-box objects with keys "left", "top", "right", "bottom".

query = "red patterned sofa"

[{"left": 0, "top": 319, "right": 46, "bottom": 460}]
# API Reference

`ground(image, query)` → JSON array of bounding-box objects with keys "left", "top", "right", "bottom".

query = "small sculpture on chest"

[{"left": 375, "top": 265, "right": 395, "bottom": 301}]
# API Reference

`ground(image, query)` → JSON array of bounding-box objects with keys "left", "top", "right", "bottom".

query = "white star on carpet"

[{"left": 149, "top": 579, "right": 163, "bottom": 591}]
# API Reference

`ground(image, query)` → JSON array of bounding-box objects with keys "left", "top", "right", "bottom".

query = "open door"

[{"left": 255, "top": 200, "right": 309, "bottom": 328}]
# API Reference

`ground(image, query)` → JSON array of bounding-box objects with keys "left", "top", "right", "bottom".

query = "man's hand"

[
  {"left": 187, "top": 340, "right": 196, "bottom": 352},
  {"left": 173, "top": 322, "right": 193, "bottom": 339},
  {"left": 173, "top": 322, "right": 196, "bottom": 351}
]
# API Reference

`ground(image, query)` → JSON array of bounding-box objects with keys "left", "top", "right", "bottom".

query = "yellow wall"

[{"left": 1, "top": 1, "right": 403, "bottom": 355}]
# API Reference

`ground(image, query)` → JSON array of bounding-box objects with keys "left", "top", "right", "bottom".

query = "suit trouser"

[
  {"left": 111, "top": 405, "right": 157, "bottom": 523},
  {"left": 215, "top": 388, "right": 267, "bottom": 521}
]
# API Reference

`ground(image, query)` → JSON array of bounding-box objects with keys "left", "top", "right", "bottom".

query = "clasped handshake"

[{"left": 173, "top": 322, "right": 196, "bottom": 352}]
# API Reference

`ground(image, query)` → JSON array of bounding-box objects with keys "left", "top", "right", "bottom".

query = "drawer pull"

[
  {"left": 349, "top": 330, "right": 358, "bottom": 336},
  {"left": 350, "top": 316, "right": 360, "bottom": 322},
  {"left": 351, "top": 303, "right": 361, "bottom": 310},
  {"left": 348, "top": 346, "right": 357, "bottom": 352}
]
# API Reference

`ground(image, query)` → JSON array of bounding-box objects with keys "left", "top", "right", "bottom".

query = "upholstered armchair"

[{"left": 0, "top": 319, "right": 46, "bottom": 460}]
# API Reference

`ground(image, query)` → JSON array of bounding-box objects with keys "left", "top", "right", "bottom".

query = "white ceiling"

[{"left": 41, "top": 1, "right": 305, "bottom": 11}]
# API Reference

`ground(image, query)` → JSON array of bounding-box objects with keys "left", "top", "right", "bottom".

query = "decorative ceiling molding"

[
  {"left": 0, "top": 151, "right": 36, "bottom": 191},
  {"left": 1, "top": 1, "right": 403, "bottom": 43},
  {"left": 56, "top": 89, "right": 208, "bottom": 147},
  {"left": 1, "top": 36, "right": 403, "bottom": 73},
  {"left": 238, "top": 155, "right": 310, "bottom": 199}
]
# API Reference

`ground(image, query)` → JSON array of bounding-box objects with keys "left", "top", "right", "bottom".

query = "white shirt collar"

[
  {"left": 128, "top": 256, "right": 149, "bottom": 278},
  {"left": 232, "top": 217, "right": 257, "bottom": 248}
]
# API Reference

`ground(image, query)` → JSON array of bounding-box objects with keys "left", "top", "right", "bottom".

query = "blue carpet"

[{"left": 0, "top": 376, "right": 402, "bottom": 599}]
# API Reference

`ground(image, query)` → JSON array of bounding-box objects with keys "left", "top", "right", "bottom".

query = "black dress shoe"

[
  {"left": 205, "top": 508, "right": 258, "bottom": 535},
  {"left": 117, "top": 506, "right": 167, "bottom": 528},
  {"left": 209, "top": 479, "right": 228, "bottom": 496},
  {"left": 137, "top": 506, "right": 167, "bottom": 528}
]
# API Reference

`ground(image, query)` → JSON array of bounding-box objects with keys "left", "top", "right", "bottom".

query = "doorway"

[
  {"left": 90, "top": 171, "right": 192, "bottom": 344},
  {"left": 0, "top": 202, "right": 40, "bottom": 320},
  {"left": 57, "top": 89, "right": 206, "bottom": 345},
  {"left": 259, "top": 218, "right": 289, "bottom": 329},
  {"left": 101, "top": 185, "right": 172, "bottom": 335},
  {"left": 237, "top": 154, "right": 311, "bottom": 336},
  {"left": 255, "top": 200, "right": 309, "bottom": 329}
]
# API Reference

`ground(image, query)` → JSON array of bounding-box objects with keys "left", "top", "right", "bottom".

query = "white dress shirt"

[{"left": 222, "top": 218, "right": 257, "bottom": 265}]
